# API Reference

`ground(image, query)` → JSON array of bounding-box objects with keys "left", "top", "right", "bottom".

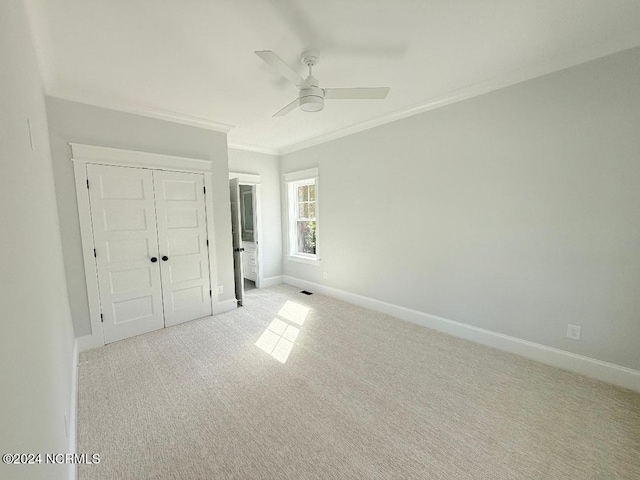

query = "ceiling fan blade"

[
  {"left": 255, "top": 51, "right": 310, "bottom": 89},
  {"left": 323, "top": 87, "right": 390, "bottom": 100},
  {"left": 273, "top": 98, "right": 300, "bottom": 117}
]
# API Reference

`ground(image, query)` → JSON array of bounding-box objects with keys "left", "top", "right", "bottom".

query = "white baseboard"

[
  {"left": 75, "top": 296, "right": 242, "bottom": 350},
  {"left": 260, "top": 275, "right": 283, "bottom": 288},
  {"left": 215, "top": 298, "right": 238, "bottom": 315},
  {"left": 282, "top": 276, "right": 640, "bottom": 393},
  {"left": 76, "top": 333, "right": 103, "bottom": 353},
  {"left": 69, "top": 338, "right": 79, "bottom": 480}
]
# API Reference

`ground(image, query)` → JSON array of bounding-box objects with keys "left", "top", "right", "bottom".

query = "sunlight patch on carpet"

[{"left": 255, "top": 301, "right": 308, "bottom": 363}]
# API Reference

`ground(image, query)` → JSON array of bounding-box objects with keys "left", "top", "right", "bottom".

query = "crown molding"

[
  {"left": 47, "top": 89, "right": 235, "bottom": 133},
  {"left": 227, "top": 143, "right": 280, "bottom": 156},
  {"left": 45, "top": 32, "right": 640, "bottom": 157},
  {"left": 275, "top": 34, "right": 640, "bottom": 156}
]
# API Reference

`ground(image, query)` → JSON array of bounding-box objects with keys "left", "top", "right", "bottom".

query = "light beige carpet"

[{"left": 77, "top": 285, "right": 640, "bottom": 479}]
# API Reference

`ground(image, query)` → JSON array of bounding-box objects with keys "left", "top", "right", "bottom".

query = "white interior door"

[
  {"left": 154, "top": 170, "right": 212, "bottom": 326},
  {"left": 251, "top": 184, "right": 260, "bottom": 287},
  {"left": 229, "top": 178, "right": 244, "bottom": 306},
  {"left": 87, "top": 164, "right": 165, "bottom": 344}
]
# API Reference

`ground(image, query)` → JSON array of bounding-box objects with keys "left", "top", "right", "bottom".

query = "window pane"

[
  {"left": 296, "top": 221, "right": 316, "bottom": 255},
  {"left": 308, "top": 202, "right": 315, "bottom": 219},
  {"left": 297, "top": 185, "right": 307, "bottom": 202},
  {"left": 308, "top": 183, "right": 315, "bottom": 201},
  {"left": 298, "top": 202, "right": 309, "bottom": 219}
]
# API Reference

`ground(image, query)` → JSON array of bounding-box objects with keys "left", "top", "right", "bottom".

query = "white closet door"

[
  {"left": 87, "top": 164, "right": 165, "bottom": 344},
  {"left": 154, "top": 170, "right": 212, "bottom": 326}
]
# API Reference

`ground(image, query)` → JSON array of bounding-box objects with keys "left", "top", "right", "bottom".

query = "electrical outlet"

[
  {"left": 322, "top": 272, "right": 328, "bottom": 280},
  {"left": 217, "top": 285, "right": 223, "bottom": 295},
  {"left": 567, "top": 324, "right": 581, "bottom": 341}
]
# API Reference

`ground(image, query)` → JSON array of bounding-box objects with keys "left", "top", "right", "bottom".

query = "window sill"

[{"left": 286, "top": 254, "right": 321, "bottom": 266}]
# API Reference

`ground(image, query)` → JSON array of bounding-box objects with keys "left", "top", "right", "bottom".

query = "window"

[
  {"left": 293, "top": 180, "right": 316, "bottom": 255},
  {"left": 285, "top": 169, "right": 319, "bottom": 263}
]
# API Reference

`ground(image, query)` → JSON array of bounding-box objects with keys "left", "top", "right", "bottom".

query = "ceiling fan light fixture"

[
  {"left": 255, "top": 50, "right": 390, "bottom": 117},
  {"left": 299, "top": 95, "right": 324, "bottom": 112}
]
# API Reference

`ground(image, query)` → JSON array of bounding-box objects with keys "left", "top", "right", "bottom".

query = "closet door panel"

[
  {"left": 87, "top": 164, "right": 165, "bottom": 344},
  {"left": 154, "top": 170, "right": 212, "bottom": 326}
]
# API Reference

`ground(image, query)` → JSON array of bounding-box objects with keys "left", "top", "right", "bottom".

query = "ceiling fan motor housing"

[{"left": 299, "top": 87, "right": 324, "bottom": 112}]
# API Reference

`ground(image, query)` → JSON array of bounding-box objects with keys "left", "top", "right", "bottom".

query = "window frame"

[{"left": 284, "top": 169, "right": 320, "bottom": 265}]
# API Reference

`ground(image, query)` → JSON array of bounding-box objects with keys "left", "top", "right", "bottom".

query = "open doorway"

[
  {"left": 229, "top": 173, "right": 262, "bottom": 306},
  {"left": 239, "top": 184, "right": 257, "bottom": 292}
]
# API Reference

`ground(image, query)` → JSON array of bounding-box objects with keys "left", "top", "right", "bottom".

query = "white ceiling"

[{"left": 26, "top": 0, "right": 640, "bottom": 154}]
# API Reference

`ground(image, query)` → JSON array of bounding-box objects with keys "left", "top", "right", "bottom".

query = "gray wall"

[
  {"left": 46, "top": 97, "right": 235, "bottom": 337},
  {"left": 0, "top": 1, "right": 76, "bottom": 478},
  {"left": 281, "top": 47, "right": 640, "bottom": 371},
  {"left": 228, "top": 148, "right": 283, "bottom": 280}
]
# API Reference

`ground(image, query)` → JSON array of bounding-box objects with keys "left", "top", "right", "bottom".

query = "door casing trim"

[
  {"left": 71, "top": 143, "right": 219, "bottom": 350},
  {"left": 229, "top": 172, "right": 264, "bottom": 289}
]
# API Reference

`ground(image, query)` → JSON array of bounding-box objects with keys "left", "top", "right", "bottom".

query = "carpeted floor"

[{"left": 77, "top": 285, "right": 640, "bottom": 479}]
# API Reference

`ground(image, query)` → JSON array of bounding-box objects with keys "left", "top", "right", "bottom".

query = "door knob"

[
  {"left": 162, "top": 256, "right": 169, "bottom": 261},
  {"left": 150, "top": 257, "right": 158, "bottom": 263}
]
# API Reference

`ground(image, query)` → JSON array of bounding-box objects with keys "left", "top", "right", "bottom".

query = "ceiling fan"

[{"left": 255, "top": 50, "right": 390, "bottom": 117}]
